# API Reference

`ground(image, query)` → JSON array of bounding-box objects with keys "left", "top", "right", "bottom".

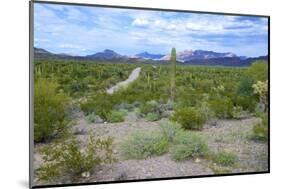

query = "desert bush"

[
  {"left": 213, "top": 151, "right": 237, "bottom": 166},
  {"left": 170, "top": 107, "right": 205, "bottom": 130},
  {"left": 139, "top": 100, "right": 161, "bottom": 115},
  {"left": 232, "top": 106, "right": 249, "bottom": 119},
  {"left": 231, "top": 95, "right": 257, "bottom": 113},
  {"left": 85, "top": 112, "right": 97, "bottom": 123},
  {"left": 171, "top": 132, "right": 208, "bottom": 161},
  {"left": 119, "top": 108, "right": 129, "bottom": 116},
  {"left": 252, "top": 113, "right": 268, "bottom": 141},
  {"left": 120, "top": 131, "right": 169, "bottom": 159},
  {"left": 160, "top": 121, "right": 182, "bottom": 142},
  {"left": 245, "top": 61, "right": 268, "bottom": 82},
  {"left": 36, "top": 134, "right": 114, "bottom": 182},
  {"left": 107, "top": 110, "right": 125, "bottom": 123},
  {"left": 209, "top": 98, "right": 233, "bottom": 119},
  {"left": 145, "top": 112, "right": 160, "bottom": 121},
  {"left": 197, "top": 101, "right": 217, "bottom": 124},
  {"left": 34, "top": 79, "right": 71, "bottom": 143},
  {"left": 80, "top": 93, "right": 114, "bottom": 119},
  {"left": 236, "top": 77, "right": 254, "bottom": 97}
]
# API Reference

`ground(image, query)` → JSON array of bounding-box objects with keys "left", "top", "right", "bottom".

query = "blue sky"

[{"left": 34, "top": 3, "right": 268, "bottom": 57}]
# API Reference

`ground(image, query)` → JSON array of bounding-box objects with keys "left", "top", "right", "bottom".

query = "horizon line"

[{"left": 34, "top": 46, "right": 268, "bottom": 58}]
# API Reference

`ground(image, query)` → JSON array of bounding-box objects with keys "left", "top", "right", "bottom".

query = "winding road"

[{"left": 106, "top": 67, "right": 141, "bottom": 94}]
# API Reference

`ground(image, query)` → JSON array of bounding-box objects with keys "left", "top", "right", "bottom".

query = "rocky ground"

[{"left": 33, "top": 113, "right": 268, "bottom": 185}]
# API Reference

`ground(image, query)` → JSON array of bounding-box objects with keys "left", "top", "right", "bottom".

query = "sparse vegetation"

[
  {"left": 171, "top": 132, "right": 208, "bottom": 161},
  {"left": 36, "top": 134, "right": 114, "bottom": 182},
  {"left": 160, "top": 121, "right": 182, "bottom": 142},
  {"left": 85, "top": 112, "right": 97, "bottom": 123},
  {"left": 209, "top": 98, "right": 233, "bottom": 119},
  {"left": 33, "top": 58, "right": 268, "bottom": 183},
  {"left": 213, "top": 151, "right": 237, "bottom": 166},
  {"left": 170, "top": 107, "right": 205, "bottom": 130},
  {"left": 120, "top": 131, "right": 169, "bottom": 159},
  {"left": 252, "top": 112, "right": 268, "bottom": 141}
]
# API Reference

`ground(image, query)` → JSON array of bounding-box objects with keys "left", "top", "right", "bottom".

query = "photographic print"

[{"left": 30, "top": 1, "right": 269, "bottom": 188}]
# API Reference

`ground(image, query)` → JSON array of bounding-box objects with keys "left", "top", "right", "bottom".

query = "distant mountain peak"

[
  {"left": 160, "top": 49, "right": 238, "bottom": 62},
  {"left": 34, "top": 47, "right": 51, "bottom": 54},
  {"left": 86, "top": 49, "right": 123, "bottom": 60},
  {"left": 135, "top": 52, "right": 165, "bottom": 60}
]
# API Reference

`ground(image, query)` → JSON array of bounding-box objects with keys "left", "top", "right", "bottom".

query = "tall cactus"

[{"left": 170, "top": 48, "right": 176, "bottom": 101}]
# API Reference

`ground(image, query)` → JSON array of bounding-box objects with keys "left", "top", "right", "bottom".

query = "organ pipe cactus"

[{"left": 170, "top": 48, "right": 177, "bottom": 101}]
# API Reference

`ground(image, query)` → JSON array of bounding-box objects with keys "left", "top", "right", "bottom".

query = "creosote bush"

[
  {"left": 80, "top": 92, "right": 115, "bottom": 120},
  {"left": 209, "top": 98, "right": 233, "bottom": 119},
  {"left": 213, "top": 151, "right": 237, "bottom": 166},
  {"left": 171, "top": 132, "right": 208, "bottom": 161},
  {"left": 170, "top": 107, "right": 205, "bottom": 130},
  {"left": 139, "top": 100, "right": 161, "bottom": 116},
  {"left": 34, "top": 78, "right": 71, "bottom": 143},
  {"left": 120, "top": 131, "right": 169, "bottom": 159},
  {"left": 107, "top": 110, "right": 125, "bottom": 123},
  {"left": 36, "top": 134, "right": 114, "bottom": 182}
]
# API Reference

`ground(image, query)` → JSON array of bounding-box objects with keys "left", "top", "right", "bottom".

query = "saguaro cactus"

[{"left": 170, "top": 48, "right": 176, "bottom": 101}]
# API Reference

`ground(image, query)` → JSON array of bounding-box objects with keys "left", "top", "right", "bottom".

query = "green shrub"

[
  {"left": 252, "top": 113, "right": 268, "bottom": 141},
  {"left": 34, "top": 79, "right": 71, "bottom": 143},
  {"left": 213, "top": 151, "right": 237, "bottom": 166},
  {"left": 145, "top": 112, "right": 160, "bottom": 121},
  {"left": 236, "top": 77, "right": 254, "bottom": 97},
  {"left": 119, "top": 108, "right": 129, "bottom": 116},
  {"left": 170, "top": 107, "right": 205, "bottom": 130},
  {"left": 139, "top": 100, "right": 161, "bottom": 115},
  {"left": 107, "top": 110, "right": 125, "bottom": 123},
  {"left": 160, "top": 121, "right": 182, "bottom": 142},
  {"left": 36, "top": 135, "right": 114, "bottom": 182},
  {"left": 171, "top": 132, "right": 208, "bottom": 161},
  {"left": 80, "top": 93, "right": 114, "bottom": 119},
  {"left": 120, "top": 131, "right": 169, "bottom": 159},
  {"left": 245, "top": 61, "right": 268, "bottom": 82},
  {"left": 231, "top": 95, "right": 257, "bottom": 113},
  {"left": 209, "top": 98, "right": 233, "bottom": 119},
  {"left": 85, "top": 112, "right": 97, "bottom": 123}
]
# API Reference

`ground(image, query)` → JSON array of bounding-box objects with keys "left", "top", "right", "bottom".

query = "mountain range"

[{"left": 34, "top": 47, "right": 268, "bottom": 67}]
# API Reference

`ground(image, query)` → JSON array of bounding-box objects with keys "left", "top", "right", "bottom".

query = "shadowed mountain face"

[
  {"left": 86, "top": 49, "right": 124, "bottom": 60},
  {"left": 34, "top": 47, "right": 268, "bottom": 67},
  {"left": 135, "top": 52, "right": 165, "bottom": 60}
]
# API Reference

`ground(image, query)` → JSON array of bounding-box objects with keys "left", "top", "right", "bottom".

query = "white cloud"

[
  {"left": 34, "top": 3, "right": 268, "bottom": 57},
  {"left": 132, "top": 18, "right": 150, "bottom": 26}
]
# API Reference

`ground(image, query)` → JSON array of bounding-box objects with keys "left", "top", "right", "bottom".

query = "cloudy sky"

[{"left": 34, "top": 3, "right": 268, "bottom": 57}]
